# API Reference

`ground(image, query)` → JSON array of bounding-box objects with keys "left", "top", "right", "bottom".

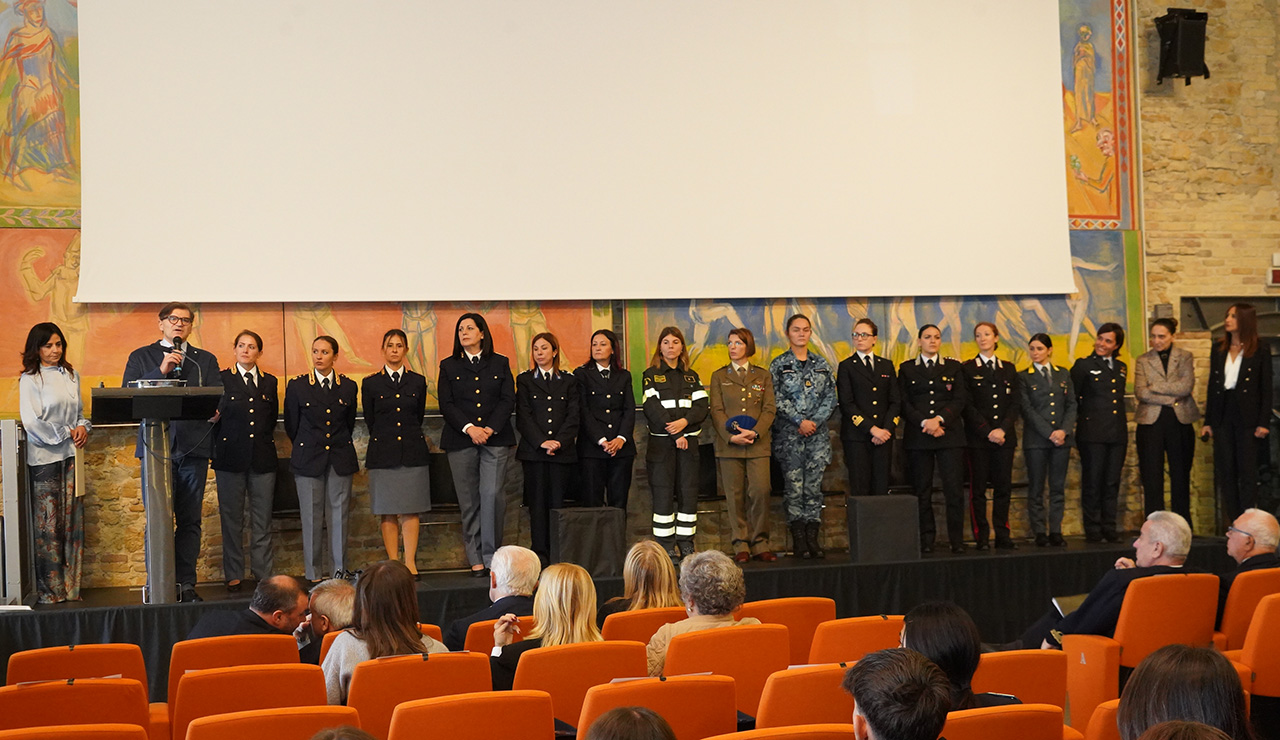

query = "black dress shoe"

[
  {"left": 1103, "top": 533, "right": 1123, "bottom": 543},
  {"left": 1035, "top": 534, "right": 1050, "bottom": 547},
  {"left": 225, "top": 580, "right": 243, "bottom": 593},
  {"left": 470, "top": 567, "right": 489, "bottom": 579},
  {"left": 178, "top": 585, "right": 203, "bottom": 603},
  {"left": 974, "top": 541, "right": 991, "bottom": 551},
  {"left": 994, "top": 538, "right": 1018, "bottom": 550},
  {"left": 950, "top": 544, "right": 967, "bottom": 555},
  {"left": 1085, "top": 534, "right": 1104, "bottom": 543},
  {"left": 1049, "top": 533, "right": 1068, "bottom": 547},
  {"left": 921, "top": 542, "right": 935, "bottom": 554}
]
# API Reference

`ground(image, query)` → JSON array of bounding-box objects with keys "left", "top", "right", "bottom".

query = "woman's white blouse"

[{"left": 18, "top": 365, "right": 90, "bottom": 466}]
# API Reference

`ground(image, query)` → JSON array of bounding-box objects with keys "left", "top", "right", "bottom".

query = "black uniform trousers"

[
  {"left": 843, "top": 438, "right": 891, "bottom": 497},
  {"left": 523, "top": 460, "right": 571, "bottom": 567},
  {"left": 908, "top": 447, "right": 965, "bottom": 546},
  {"left": 1214, "top": 392, "right": 1263, "bottom": 524},
  {"left": 647, "top": 438, "right": 700, "bottom": 553},
  {"left": 1078, "top": 441, "right": 1125, "bottom": 539},
  {"left": 580, "top": 456, "right": 633, "bottom": 510},
  {"left": 1136, "top": 406, "right": 1195, "bottom": 522},
  {"left": 966, "top": 444, "right": 1016, "bottom": 543},
  {"left": 1024, "top": 446, "right": 1070, "bottom": 536}
]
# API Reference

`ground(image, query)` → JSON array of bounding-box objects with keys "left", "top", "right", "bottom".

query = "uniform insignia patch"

[
  {"left": 852, "top": 414, "right": 865, "bottom": 425},
  {"left": 654, "top": 375, "right": 666, "bottom": 383}
]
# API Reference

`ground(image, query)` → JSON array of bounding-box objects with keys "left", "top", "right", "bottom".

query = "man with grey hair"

[
  {"left": 645, "top": 550, "right": 761, "bottom": 676},
  {"left": 1016, "top": 511, "right": 1193, "bottom": 650},
  {"left": 1217, "top": 508, "right": 1280, "bottom": 626},
  {"left": 444, "top": 545, "right": 541, "bottom": 650},
  {"left": 299, "top": 578, "right": 356, "bottom": 664}
]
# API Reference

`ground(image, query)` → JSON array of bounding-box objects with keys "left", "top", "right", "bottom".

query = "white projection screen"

[{"left": 77, "top": 0, "right": 1074, "bottom": 303}]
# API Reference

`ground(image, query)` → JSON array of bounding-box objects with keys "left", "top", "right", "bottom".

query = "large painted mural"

[{"left": 0, "top": 0, "right": 1143, "bottom": 419}]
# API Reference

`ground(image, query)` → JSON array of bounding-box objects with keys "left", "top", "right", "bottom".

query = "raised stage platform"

[{"left": 0, "top": 536, "right": 1233, "bottom": 702}]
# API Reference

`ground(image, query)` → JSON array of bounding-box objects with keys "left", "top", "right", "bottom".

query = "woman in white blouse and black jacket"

[
  {"left": 19, "top": 322, "right": 90, "bottom": 604},
  {"left": 1204, "top": 303, "right": 1273, "bottom": 525}
]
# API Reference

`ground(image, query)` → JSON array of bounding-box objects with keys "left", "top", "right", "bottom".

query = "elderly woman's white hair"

[
  {"left": 678, "top": 550, "right": 746, "bottom": 616},
  {"left": 1145, "top": 511, "right": 1192, "bottom": 560}
]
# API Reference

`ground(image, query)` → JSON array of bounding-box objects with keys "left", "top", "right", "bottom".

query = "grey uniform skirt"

[{"left": 369, "top": 465, "right": 431, "bottom": 515}]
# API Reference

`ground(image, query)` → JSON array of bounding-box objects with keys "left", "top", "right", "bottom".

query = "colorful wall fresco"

[{"left": 0, "top": 0, "right": 1144, "bottom": 419}]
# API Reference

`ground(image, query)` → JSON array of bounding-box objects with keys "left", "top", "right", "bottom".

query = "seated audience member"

[
  {"left": 444, "top": 544, "right": 540, "bottom": 650},
  {"left": 323, "top": 560, "right": 447, "bottom": 704},
  {"left": 299, "top": 577, "right": 356, "bottom": 664},
  {"left": 311, "top": 728, "right": 378, "bottom": 740},
  {"left": 901, "top": 601, "right": 1021, "bottom": 710},
  {"left": 583, "top": 706, "right": 677, "bottom": 740},
  {"left": 491, "top": 562, "right": 602, "bottom": 691},
  {"left": 646, "top": 550, "right": 761, "bottom": 676},
  {"left": 1017, "top": 511, "right": 1192, "bottom": 649},
  {"left": 1218, "top": 507, "right": 1280, "bottom": 626},
  {"left": 186, "top": 575, "right": 308, "bottom": 640},
  {"left": 841, "top": 648, "right": 952, "bottom": 740},
  {"left": 598, "top": 540, "right": 684, "bottom": 627},
  {"left": 1117, "top": 645, "right": 1253, "bottom": 740},
  {"left": 1139, "top": 722, "right": 1234, "bottom": 740}
]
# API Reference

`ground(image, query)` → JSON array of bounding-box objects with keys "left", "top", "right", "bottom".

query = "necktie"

[
  {"left": 987, "top": 359, "right": 995, "bottom": 371},
  {"left": 601, "top": 368, "right": 610, "bottom": 380},
  {"left": 244, "top": 372, "right": 255, "bottom": 390},
  {"left": 738, "top": 366, "right": 747, "bottom": 379},
  {"left": 471, "top": 356, "right": 480, "bottom": 367},
  {"left": 927, "top": 359, "right": 934, "bottom": 369},
  {"left": 863, "top": 355, "right": 872, "bottom": 369},
  {"left": 392, "top": 371, "right": 401, "bottom": 385},
  {"left": 322, "top": 378, "right": 331, "bottom": 391},
  {"left": 1041, "top": 366, "right": 1050, "bottom": 383},
  {"left": 1106, "top": 358, "right": 1113, "bottom": 371}
]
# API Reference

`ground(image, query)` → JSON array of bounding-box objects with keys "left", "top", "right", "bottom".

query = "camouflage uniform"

[{"left": 769, "top": 350, "right": 837, "bottom": 523}]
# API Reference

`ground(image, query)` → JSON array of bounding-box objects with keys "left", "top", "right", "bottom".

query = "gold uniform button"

[
  {"left": 248, "top": 434, "right": 254, "bottom": 438},
  {"left": 396, "top": 394, "right": 401, "bottom": 398},
  {"left": 397, "top": 422, "right": 402, "bottom": 427},
  {"left": 396, "top": 407, "right": 401, "bottom": 412},
  {"left": 872, "top": 401, "right": 878, "bottom": 405},
  {"left": 249, "top": 408, "right": 255, "bottom": 414},
  {"left": 326, "top": 420, "right": 332, "bottom": 426},
  {"left": 325, "top": 433, "right": 331, "bottom": 438},
  {"left": 872, "top": 386, "right": 877, "bottom": 391},
  {"left": 397, "top": 436, "right": 402, "bottom": 441},
  {"left": 477, "top": 403, "right": 482, "bottom": 408},
  {"left": 1050, "top": 402, "right": 1055, "bottom": 406},
  {"left": 475, "top": 389, "right": 480, "bottom": 394},
  {"left": 250, "top": 421, "right": 255, "bottom": 426},
  {"left": 326, "top": 409, "right": 331, "bottom": 414},
  {"left": 605, "top": 409, "right": 611, "bottom": 413},
  {"left": 325, "top": 445, "right": 330, "bottom": 450}
]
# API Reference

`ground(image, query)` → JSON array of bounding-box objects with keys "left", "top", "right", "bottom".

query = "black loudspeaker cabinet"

[
  {"left": 1155, "top": 9, "right": 1210, "bottom": 84},
  {"left": 846, "top": 495, "right": 920, "bottom": 563}
]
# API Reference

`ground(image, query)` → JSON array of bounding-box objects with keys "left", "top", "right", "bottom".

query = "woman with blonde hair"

[
  {"left": 491, "top": 562, "right": 602, "bottom": 690},
  {"left": 323, "top": 560, "right": 446, "bottom": 704},
  {"left": 598, "top": 540, "right": 685, "bottom": 626}
]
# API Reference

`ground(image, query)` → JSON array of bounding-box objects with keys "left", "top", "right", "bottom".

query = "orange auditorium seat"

[
  {"left": 754, "top": 663, "right": 853, "bottom": 729},
  {"left": 737, "top": 598, "right": 837, "bottom": 665},
  {"left": 185, "top": 706, "right": 361, "bottom": 740},
  {"left": 347, "top": 652, "right": 492, "bottom": 740},
  {"left": 388, "top": 689, "right": 554, "bottom": 740},
  {"left": 463, "top": 616, "right": 535, "bottom": 654},
  {"left": 807, "top": 615, "right": 903, "bottom": 664},
  {"left": 170, "top": 663, "right": 326, "bottom": 740},
  {"left": 512, "top": 641, "right": 648, "bottom": 726},
  {"left": 577, "top": 675, "right": 737, "bottom": 740},
  {"left": 663, "top": 623, "right": 790, "bottom": 718},
  {"left": 600, "top": 607, "right": 688, "bottom": 644}
]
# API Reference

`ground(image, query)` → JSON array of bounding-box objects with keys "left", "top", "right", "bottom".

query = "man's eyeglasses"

[
  {"left": 164, "top": 315, "right": 194, "bottom": 326},
  {"left": 1227, "top": 525, "right": 1255, "bottom": 539},
  {"left": 852, "top": 332, "right": 875, "bottom": 339}
]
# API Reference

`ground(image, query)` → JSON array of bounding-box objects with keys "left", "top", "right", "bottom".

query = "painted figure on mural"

[
  {"left": 688, "top": 299, "right": 746, "bottom": 365},
  {"left": 509, "top": 301, "right": 549, "bottom": 370},
  {"left": 887, "top": 298, "right": 962, "bottom": 362},
  {"left": 1075, "top": 128, "right": 1115, "bottom": 194},
  {"left": 401, "top": 302, "right": 438, "bottom": 396},
  {"left": 763, "top": 299, "right": 838, "bottom": 365},
  {"left": 1070, "top": 24, "right": 1098, "bottom": 133},
  {"left": 19, "top": 233, "right": 86, "bottom": 363},
  {"left": 1067, "top": 257, "right": 1118, "bottom": 357},
  {"left": 292, "top": 303, "right": 373, "bottom": 368},
  {"left": 0, "top": 0, "right": 76, "bottom": 191}
]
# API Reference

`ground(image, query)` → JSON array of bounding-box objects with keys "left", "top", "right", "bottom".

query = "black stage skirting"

[{"left": 0, "top": 537, "right": 1233, "bottom": 702}]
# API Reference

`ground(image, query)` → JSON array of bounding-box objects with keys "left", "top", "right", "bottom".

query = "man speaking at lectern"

[{"left": 123, "top": 302, "right": 222, "bottom": 602}]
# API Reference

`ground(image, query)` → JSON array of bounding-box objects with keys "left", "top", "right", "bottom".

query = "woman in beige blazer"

[{"left": 1134, "top": 318, "right": 1200, "bottom": 522}]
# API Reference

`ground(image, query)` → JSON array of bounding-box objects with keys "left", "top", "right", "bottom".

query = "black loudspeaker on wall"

[{"left": 1155, "top": 8, "right": 1210, "bottom": 85}]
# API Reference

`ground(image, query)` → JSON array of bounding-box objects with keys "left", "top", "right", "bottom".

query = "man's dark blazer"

[
  {"left": 437, "top": 353, "right": 517, "bottom": 451},
  {"left": 836, "top": 354, "right": 900, "bottom": 442},
  {"left": 1044, "top": 564, "right": 1187, "bottom": 646},
  {"left": 186, "top": 608, "right": 288, "bottom": 640},
  {"left": 212, "top": 368, "right": 279, "bottom": 474},
  {"left": 574, "top": 363, "right": 637, "bottom": 459},
  {"left": 443, "top": 594, "right": 535, "bottom": 651},
  {"left": 361, "top": 368, "right": 430, "bottom": 469},
  {"left": 1217, "top": 551, "right": 1280, "bottom": 626},
  {"left": 123, "top": 341, "right": 223, "bottom": 458}
]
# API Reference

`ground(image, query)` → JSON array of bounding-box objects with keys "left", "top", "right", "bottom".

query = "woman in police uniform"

[
  {"left": 899, "top": 324, "right": 968, "bottom": 554},
  {"left": 575, "top": 329, "right": 636, "bottom": 510},
  {"left": 1071, "top": 322, "right": 1127, "bottom": 543},
  {"left": 770, "top": 314, "right": 837, "bottom": 559},
  {"left": 961, "top": 322, "right": 1021, "bottom": 550},
  {"left": 642, "top": 326, "right": 709, "bottom": 561},
  {"left": 516, "top": 332, "right": 580, "bottom": 567},
  {"left": 284, "top": 335, "right": 359, "bottom": 582},
  {"left": 213, "top": 329, "right": 278, "bottom": 591},
  {"left": 710, "top": 327, "right": 776, "bottom": 563},
  {"left": 1019, "top": 333, "right": 1076, "bottom": 547},
  {"left": 438, "top": 313, "right": 517, "bottom": 577},
  {"left": 363, "top": 329, "right": 431, "bottom": 577}
]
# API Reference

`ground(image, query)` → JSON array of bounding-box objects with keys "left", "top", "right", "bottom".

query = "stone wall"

[{"left": 1135, "top": 0, "right": 1280, "bottom": 529}]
